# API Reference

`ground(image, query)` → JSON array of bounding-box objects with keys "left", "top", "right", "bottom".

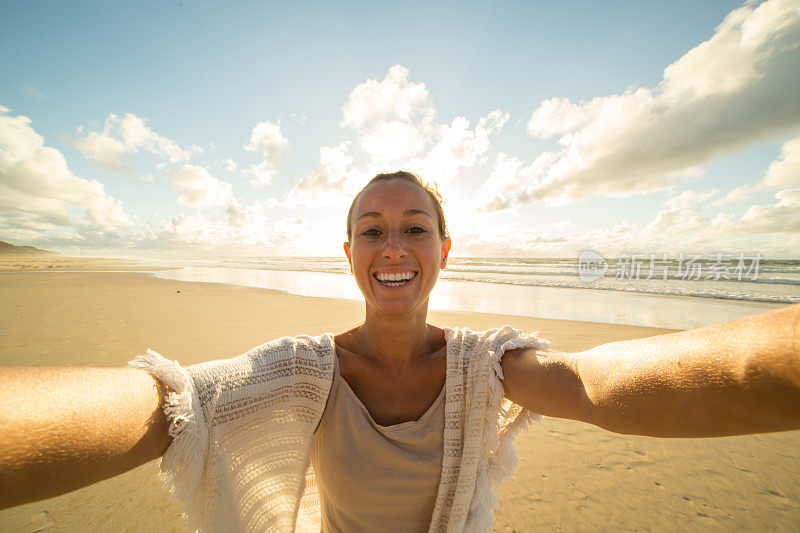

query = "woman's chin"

[{"left": 366, "top": 296, "right": 430, "bottom": 318}]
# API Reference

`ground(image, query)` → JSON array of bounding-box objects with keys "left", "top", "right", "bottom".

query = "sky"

[{"left": 1, "top": 0, "right": 799, "bottom": 259}]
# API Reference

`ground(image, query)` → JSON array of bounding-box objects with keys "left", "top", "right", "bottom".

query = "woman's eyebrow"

[
  {"left": 404, "top": 209, "right": 433, "bottom": 219},
  {"left": 356, "top": 209, "right": 433, "bottom": 221},
  {"left": 356, "top": 211, "right": 381, "bottom": 221}
]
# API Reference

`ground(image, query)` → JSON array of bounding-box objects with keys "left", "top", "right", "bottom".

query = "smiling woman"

[
  {"left": 0, "top": 171, "right": 799, "bottom": 532},
  {"left": 344, "top": 173, "right": 451, "bottom": 321}
]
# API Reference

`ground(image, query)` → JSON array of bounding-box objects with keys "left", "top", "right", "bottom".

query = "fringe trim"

[
  {"left": 129, "top": 350, "right": 209, "bottom": 532},
  {"left": 467, "top": 327, "right": 550, "bottom": 532}
]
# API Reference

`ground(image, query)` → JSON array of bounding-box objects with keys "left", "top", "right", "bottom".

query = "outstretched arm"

[
  {"left": 0, "top": 367, "right": 171, "bottom": 509},
  {"left": 501, "top": 303, "right": 800, "bottom": 437}
]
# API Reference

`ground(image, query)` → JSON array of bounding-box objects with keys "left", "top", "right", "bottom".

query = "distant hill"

[{"left": 0, "top": 241, "right": 57, "bottom": 255}]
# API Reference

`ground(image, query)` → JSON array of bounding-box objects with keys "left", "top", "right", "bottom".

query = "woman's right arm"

[{"left": 0, "top": 367, "right": 171, "bottom": 510}]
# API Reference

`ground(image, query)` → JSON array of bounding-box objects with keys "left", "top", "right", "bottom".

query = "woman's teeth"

[{"left": 375, "top": 272, "right": 416, "bottom": 286}]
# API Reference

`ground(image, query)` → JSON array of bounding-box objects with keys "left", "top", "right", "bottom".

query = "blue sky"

[{"left": 1, "top": 0, "right": 798, "bottom": 258}]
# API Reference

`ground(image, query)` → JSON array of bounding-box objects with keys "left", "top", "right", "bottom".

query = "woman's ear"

[
  {"left": 343, "top": 241, "right": 353, "bottom": 273},
  {"left": 440, "top": 238, "right": 451, "bottom": 269}
]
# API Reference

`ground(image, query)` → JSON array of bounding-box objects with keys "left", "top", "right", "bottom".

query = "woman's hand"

[
  {"left": 0, "top": 367, "right": 171, "bottom": 509},
  {"left": 501, "top": 303, "right": 800, "bottom": 437}
]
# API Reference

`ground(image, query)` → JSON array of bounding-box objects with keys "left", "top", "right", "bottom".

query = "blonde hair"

[{"left": 346, "top": 171, "right": 449, "bottom": 242}]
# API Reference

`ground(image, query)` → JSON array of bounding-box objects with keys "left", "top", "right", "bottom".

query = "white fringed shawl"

[{"left": 129, "top": 326, "right": 549, "bottom": 532}]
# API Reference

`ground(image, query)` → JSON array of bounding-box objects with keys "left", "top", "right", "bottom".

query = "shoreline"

[
  {"left": 0, "top": 268, "right": 798, "bottom": 530},
  {"left": 1, "top": 254, "right": 788, "bottom": 330},
  {"left": 148, "top": 265, "right": 783, "bottom": 330}
]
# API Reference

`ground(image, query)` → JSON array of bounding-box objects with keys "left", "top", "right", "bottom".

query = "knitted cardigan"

[{"left": 129, "top": 326, "right": 549, "bottom": 532}]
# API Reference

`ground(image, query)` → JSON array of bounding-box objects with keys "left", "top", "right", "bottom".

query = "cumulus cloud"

[
  {"left": 632, "top": 186, "right": 800, "bottom": 251},
  {"left": 0, "top": 106, "right": 132, "bottom": 245},
  {"left": 341, "top": 65, "right": 436, "bottom": 162},
  {"left": 286, "top": 142, "right": 362, "bottom": 208},
  {"left": 285, "top": 66, "right": 508, "bottom": 206},
  {"left": 410, "top": 110, "right": 510, "bottom": 183},
  {"left": 715, "top": 133, "right": 800, "bottom": 205},
  {"left": 226, "top": 200, "right": 268, "bottom": 234},
  {"left": 75, "top": 113, "right": 194, "bottom": 170},
  {"left": 458, "top": 179, "right": 800, "bottom": 257},
  {"left": 243, "top": 120, "right": 288, "bottom": 187},
  {"left": 763, "top": 135, "right": 800, "bottom": 189},
  {"left": 246, "top": 120, "right": 288, "bottom": 160},
  {"left": 223, "top": 158, "right": 238, "bottom": 173},
  {"left": 478, "top": 151, "right": 561, "bottom": 210},
  {"left": 243, "top": 160, "right": 278, "bottom": 187},
  {"left": 482, "top": 0, "right": 800, "bottom": 210},
  {"left": 663, "top": 189, "right": 720, "bottom": 210},
  {"left": 165, "top": 164, "right": 234, "bottom": 208},
  {"left": 643, "top": 191, "right": 718, "bottom": 235},
  {"left": 158, "top": 212, "right": 218, "bottom": 247},
  {"left": 738, "top": 187, "right": 800, "bottom": 233},
  {"left": 148, "top": 199, "right": 315, "bottom": 253}
]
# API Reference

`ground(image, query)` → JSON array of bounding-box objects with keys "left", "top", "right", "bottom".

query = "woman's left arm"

[{"left": 500, "top": 303, "right": 800, "bottom": 437}]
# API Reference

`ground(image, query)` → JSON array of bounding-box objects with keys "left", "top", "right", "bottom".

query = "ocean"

[{"left": 144, "top": 256, "right": 799, "bottom": 330}]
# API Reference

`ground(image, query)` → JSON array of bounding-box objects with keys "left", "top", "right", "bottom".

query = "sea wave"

[
  {"left": 154, "top": 257, "right": 800, "bottom": 304},
  {"left": 439, "top": 274, "right": 798, "bottom": 304}
]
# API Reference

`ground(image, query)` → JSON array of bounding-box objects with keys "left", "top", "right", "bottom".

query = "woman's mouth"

[{"left": 373, "top": 271, "right": 417, "bottom": 287}]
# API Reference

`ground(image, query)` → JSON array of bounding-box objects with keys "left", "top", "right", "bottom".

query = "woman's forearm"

[
  {"left": 574, "top": 303, "right": 800, "bottom": 437},
  {"left": 0, "top": 367, "right": 171, "bottom": 509}
]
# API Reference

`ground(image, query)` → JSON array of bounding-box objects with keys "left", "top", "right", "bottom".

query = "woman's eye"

[
  {"left": 408, "top": 226, "right": 427, "bottom": 234},
  {"left": 361, "top": 228, "right": 381, "bottom": 236}
]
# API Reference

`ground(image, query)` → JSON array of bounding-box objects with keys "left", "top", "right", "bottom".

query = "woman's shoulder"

[
  {"left": 242, "top": 332, "right": 336, "bottom": 363},
  {"left": 444, "top": 325, "right": 550, "bottom": 356},
  {"left": 188, "top": 333, "right": 335, "bottom": 376}
]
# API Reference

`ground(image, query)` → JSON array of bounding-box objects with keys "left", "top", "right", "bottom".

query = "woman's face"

[{"left": 344, "top": 179, "right": 451, "bottom": 318}]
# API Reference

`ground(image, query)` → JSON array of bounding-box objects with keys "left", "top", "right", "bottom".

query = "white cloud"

[
  {"left": 223, "top": 200, "right": 272, "bottom": 244},
  {"left": 457, "top": 181, "right": 800, "bottom": 257},
  {"left": 223, "top": 158, "right": 238, "bottom": 173},
  {"left": 244, "top": 120, "right": 288, "bottom": 187},
  {"left": 482, "top": 0, "right": 800, "bottom": 210},
  {"left": 0, "top": 106, "right": 132, "bottom": 246},
  {"left": 165, "top": 164, "right": 233, "bottom": 208},
  {"left": 639, "top": 189, "right": 721, "bottom": 236},
  {"left": 360, "top": 121, "right": 428, "bottom": 162},
  {"left": 342, "top": 65, "right": 433, "bottom": 129},
  {"left": 286, "top": 142, "right": 362, "bottom": 208},
  {"left": 160, "top": 212, "right": 218, "bottom": 247},
  {"left": 75, "top": 113, "right": 193, "bottom": 170},
  {"left": 715, "top": 133, "right": 800, "bottom": 205},
  {"left": 763, "top": 135, "right": 800, "bottom": 189},
  {"left": 148, "top": 200, "right": 318, "bottom": 253},
  {"left": 73, "top": 128, "right": 127, "bottom": 170},
  {"left": 663, "top": 189, "right": 720, "bottom": 210},
  {"left": 410, "top": 110, "right": 510, "bottom": 183},
  {"left": 341, "top": 65, "right": 437, "bottom": 162},
  {"left": 713, "top": 182, "right": 762, "bottom": 205},
  {"left": 246, "top": 120, "right": 288, "bottom": 161},
  {"left": 738, "top": 187, "right": 800, "bottom": 233},
  {"left": 285, "top": 65, "right": 509, "bottom": 208},
  {"left": 478, "top": 151, "right": 561, "bottom": 210},
  {"left": 244, "top": 160, "right": 278, "bottom": 187}
]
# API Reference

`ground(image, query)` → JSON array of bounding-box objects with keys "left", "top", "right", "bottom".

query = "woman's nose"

[{"left": 382, "top": 232, "right": 407, "bottom": 260}]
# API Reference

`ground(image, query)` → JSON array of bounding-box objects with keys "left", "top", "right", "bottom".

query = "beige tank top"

[{"left": 311, "top": 354, "right": 445, "bottom": 532}]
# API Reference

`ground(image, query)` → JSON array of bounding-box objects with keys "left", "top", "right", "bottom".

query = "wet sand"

[{"left": 0, "top": 262, "right": 798, "bottom": 531}]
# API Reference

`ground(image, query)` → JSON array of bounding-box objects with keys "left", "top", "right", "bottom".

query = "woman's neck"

[{"left": 345, "top": 308, "right": 442, "bottom": 372}]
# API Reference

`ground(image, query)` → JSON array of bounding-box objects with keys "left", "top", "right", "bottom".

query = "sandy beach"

[{"left": 0, "top": 259, "right": 798, "bottom": 531}]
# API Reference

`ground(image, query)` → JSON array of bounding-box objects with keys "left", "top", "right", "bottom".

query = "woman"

[{"left": 0, "top": 171, "right": 798, "bottom": 532}]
